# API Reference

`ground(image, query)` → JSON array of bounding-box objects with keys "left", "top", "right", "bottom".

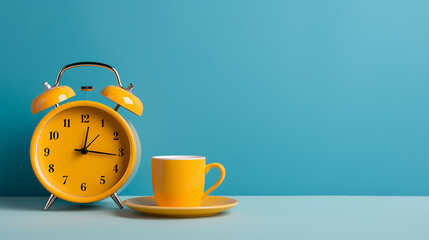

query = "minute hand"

[{"left": 86, "top": 150, "right": 116, "bottom": 156}]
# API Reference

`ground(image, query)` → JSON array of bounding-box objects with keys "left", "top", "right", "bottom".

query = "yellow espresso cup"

[{"left": 152, "top": 155, "right": 226, "bottom": 207}]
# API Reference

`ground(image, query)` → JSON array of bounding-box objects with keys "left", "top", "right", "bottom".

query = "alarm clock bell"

[{"left": 31, "top": 62, "right": 143, "bottom": 115}]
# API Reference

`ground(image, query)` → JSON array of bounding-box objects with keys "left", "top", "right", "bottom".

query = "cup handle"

[{"left": 202, "top": 163, "right": 226, "bottom": 199}]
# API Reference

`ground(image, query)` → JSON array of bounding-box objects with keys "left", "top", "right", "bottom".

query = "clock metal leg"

[
  {"left": 110, "top": 192, "right": 123, "bottom": 209},
  {"left": 44, "top": 194, "right": 57, "bottom": 211}
]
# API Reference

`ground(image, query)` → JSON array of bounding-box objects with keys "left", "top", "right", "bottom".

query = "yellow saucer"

[{"left": 123, "top": 196, "right": 238, "bottom": 217}]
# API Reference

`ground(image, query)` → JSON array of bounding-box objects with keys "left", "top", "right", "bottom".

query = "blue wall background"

[{"left": 1, "top": 0, "right": 429, "bottom": 196}]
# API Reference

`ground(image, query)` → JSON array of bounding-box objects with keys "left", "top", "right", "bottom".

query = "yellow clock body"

[{"left": 30, "top": 100, "right": 140, "bottom": 203}]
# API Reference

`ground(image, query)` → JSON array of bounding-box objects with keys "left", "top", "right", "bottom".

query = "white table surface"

[{"left": 1, "top": 196, "right": 429, "bottom": 240}]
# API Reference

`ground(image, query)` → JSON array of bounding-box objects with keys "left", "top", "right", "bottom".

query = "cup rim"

[{"left": 152, "top": 155, "right": 205, "bottom": 160}]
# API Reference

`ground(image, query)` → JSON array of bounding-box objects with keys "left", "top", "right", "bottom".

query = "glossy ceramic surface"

[
  {"left": 152, "top": 156, "right": 225, "bottom": 207},
  {"left": 101, "top": 85, "right": 143, "bottom": 116},
  {"left": 123, "top": 196, "right": 238, "bottom": 217},
  {"left": 31, "top": 86, "right": 76, "bottom": 114}
]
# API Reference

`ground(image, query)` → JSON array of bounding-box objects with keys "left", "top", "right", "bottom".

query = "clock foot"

[
  {"left": 44, "top": 194, "right": 57, "bottom": 211},
  {"left": 110, "top": 192, "right": 123, "bottom": 209}
]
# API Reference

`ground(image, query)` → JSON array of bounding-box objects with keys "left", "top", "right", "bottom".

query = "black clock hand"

[
  {"left": 86, "top": 150, "right": 117, "bottom": 156},
  {"left": 75, "top": 148, "right": 88, "bottom": 154},
  {"left": 86, "top": 135, "right": 99, "bottom": 148},
  {"left": 83, "top": 127, "right": 89, "bottom": 148},
  {"left": 74, "top": 149, "right": 116, "bottom": 156}
]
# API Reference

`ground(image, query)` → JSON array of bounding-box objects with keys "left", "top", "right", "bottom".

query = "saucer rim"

[{"left": 123, "top": 196, "right": 238, "bottom": 210}]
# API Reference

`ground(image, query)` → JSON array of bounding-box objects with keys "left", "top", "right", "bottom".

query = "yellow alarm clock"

[{"left": 30, "top": 62, "right": 143, "bottom": 210}]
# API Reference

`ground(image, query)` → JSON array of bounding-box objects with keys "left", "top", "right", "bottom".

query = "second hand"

[{"left": 86, "top": 135, "right": 99, "bottom": 148}]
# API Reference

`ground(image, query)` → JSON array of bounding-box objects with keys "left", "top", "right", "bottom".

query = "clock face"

[{"left": 31, "top": 101, "right": 135, "bottom": 201}]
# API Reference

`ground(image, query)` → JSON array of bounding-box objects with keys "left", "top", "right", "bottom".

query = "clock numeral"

[
  {"left": 63, "top": 176, "right": 68, "bottom": 184},
  {"left": 100, "top": 176, "right": 106, "bottom": 185},
  {"left": 113, "top": 164, "right": 118, "bottom": 173},
  {"left": 63, "top": 119, "right": 70, "bottom": 127},
  {"left": 48, "top": 164, "right": 54, "bottom": 173},
  {"left": 118, "top": 148, "right": 124, "bottom": 157},
  {"left": 101, "top": 119, "right": 105, "bottom": 127},
  {"left": 81, "top": 114, "right": 89, "bottom": 123},
  {"left": 49, "top": 131, "right": 59, "bottom": 140},
  {"left": 81, "top": 182, "right": 87, "bottom": 191},
  {"left": 44, "top": 147, "right": 50, "bottom": 156},
  {"left": 113, "top": 132, "right": 119, "bottom": 140}
]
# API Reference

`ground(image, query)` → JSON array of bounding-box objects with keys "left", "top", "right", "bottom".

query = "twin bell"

[{"left": 30, "top": 62, "right": 143, "bottom": 116}]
